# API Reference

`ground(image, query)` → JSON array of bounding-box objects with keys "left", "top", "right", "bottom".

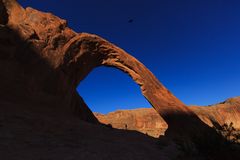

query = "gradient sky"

[{"left": 19, "top": 0, "right": 240, "bottom": 114}]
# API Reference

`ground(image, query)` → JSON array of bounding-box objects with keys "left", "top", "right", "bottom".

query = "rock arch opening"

[
  {"left": 61, "top": 33, "right": 204, "bottom": 137},
  {"left": 62, "top": 33, "right": 191, "bottom": 123},
  {"left": 77, "top": 66, "right": 167, "bottom": 137},
  {"left": 61, "top": 33, "right": 220, "bottom": 138},
  {"left": 77, "top": 66, "right": 152, "bottom": 114}
]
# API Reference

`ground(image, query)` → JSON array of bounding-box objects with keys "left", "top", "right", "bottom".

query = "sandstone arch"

[
  {"left": 60, "top": 33, "right": 196, "bottom": 127},
  {"left": 1, "top": 0, "right": 216, "bottom": 137},
  {"left": 1, "top": 0, "right": 192, "bottom": 124}
]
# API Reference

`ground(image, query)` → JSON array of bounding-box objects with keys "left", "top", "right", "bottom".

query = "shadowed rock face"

[
  {"left": 0, "top": 0, "right": 98, "bottom": 123},
  {"left": 0, "top": 0, "right": 229, "bottom": 138},
  {"left": 0, "top": 1, "right": 8, "bottom": 24}
]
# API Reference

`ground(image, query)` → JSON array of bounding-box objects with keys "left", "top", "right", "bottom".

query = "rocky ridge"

[
  {"left": 95, "top": 108, "right": 168, "bottom": 138},
  {"left": 95, "top": 97, "right": 240, "bottom": 138}
]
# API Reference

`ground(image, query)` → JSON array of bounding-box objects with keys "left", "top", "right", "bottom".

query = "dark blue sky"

[{"left": 19, "top": 0, "right": 240, "bottom": 113}]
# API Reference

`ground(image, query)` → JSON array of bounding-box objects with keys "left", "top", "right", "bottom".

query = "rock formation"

[
  {"left": 191, "top": 97, "right": 240, "bottom": 129},
  {"left": 0, "top": 0, "right": 189, "bottom": 130},
  {"left": 1, "top": 1, "right": 240, "bottom": 159},
  {"left": 0, "top": 0, "right": 98, "bottom": 123},
  {"left": 0, "top": 0, "right": 238, "bottom": 140},
  {"left": 94, "top": 108, "right": 168, "bottom": 138},
  {"left": 95, "top": 97, "right": 240, "bottom": 138}
]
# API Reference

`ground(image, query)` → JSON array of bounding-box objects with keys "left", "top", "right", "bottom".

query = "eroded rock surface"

[
  {"left": 95, "top": 108, "right": 168, "bottom": 138},
  {"left": 0, "top": 0, "right": 98, "bottom": 123},
  {"left": 95, "top": 97, "right": 240, "bottom": 138},
  {"left": 191, "top": 97, "right": 240, "bottom": 129}
]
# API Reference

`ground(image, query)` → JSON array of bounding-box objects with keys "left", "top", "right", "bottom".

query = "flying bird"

[{"left": 128, "top": 19, "right": 134, "bottom": 23}]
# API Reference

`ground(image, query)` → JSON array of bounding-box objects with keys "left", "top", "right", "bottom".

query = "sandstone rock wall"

[
  {"left": 95, "top": 108, "right": 168, "bottom": 138},
  {"left": 95, "top": 97, "right": 240, "bottom": 138},
  {"left": 0, "top": 0, "right": 98, "bottom": 123},
  {"left": 191, "top": 97, "right": 240, "bottom": 129}
]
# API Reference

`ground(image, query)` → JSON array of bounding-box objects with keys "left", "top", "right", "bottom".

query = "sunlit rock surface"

[
  {"left": 95, "top": 97, "right": 240, "bottom": 138},
  {"left": 95, "top": 108, "right": 168, "bottom": 138}
]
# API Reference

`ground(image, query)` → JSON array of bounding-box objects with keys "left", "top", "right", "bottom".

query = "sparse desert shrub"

[{"left": 214, "top": 122, "right": 240, "bottom": 144}]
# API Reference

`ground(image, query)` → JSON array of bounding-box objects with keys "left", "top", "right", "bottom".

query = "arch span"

[
  {"left": 0, "top": 0, "right": 223, "bottom": 139},
  {"left": 60, "top": 33, "right": 195, "bottom": 127}
]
